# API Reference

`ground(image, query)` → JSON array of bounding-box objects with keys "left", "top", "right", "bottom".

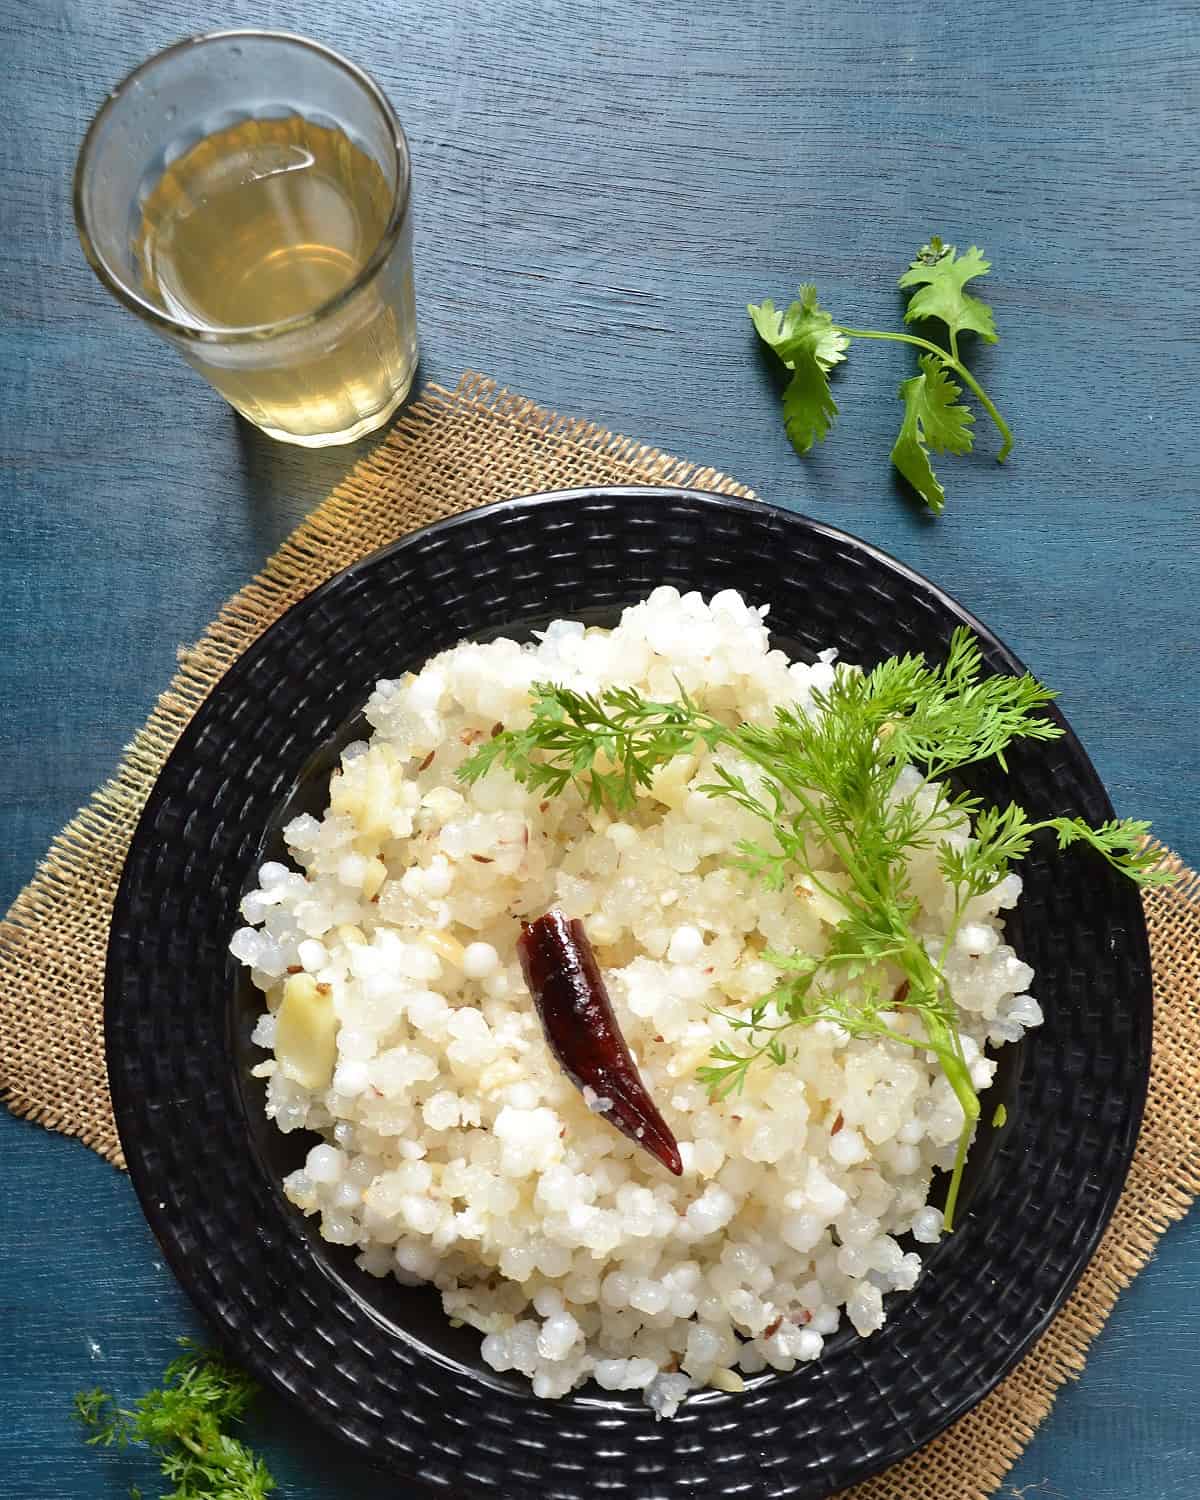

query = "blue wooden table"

[{"left": 2, "top": 2, "right": 1197, "bottom": 1495}]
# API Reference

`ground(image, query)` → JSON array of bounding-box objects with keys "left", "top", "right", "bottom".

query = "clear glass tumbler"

[{"left": 74, "top": 31, "right": 417, "bottom": 447}]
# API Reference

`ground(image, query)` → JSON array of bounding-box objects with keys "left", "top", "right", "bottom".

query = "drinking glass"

[{"left": 74, "top": 31, "right": 417, "bottom": 447}]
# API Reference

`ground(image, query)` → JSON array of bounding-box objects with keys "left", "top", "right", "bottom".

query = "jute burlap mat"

[{"left": 1, "top": 372, "right": 1197, "bottom": 1499}]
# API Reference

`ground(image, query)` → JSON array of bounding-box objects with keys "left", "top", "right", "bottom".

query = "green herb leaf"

[
  {"left": 749, "top": 285, "right": 848, "bottom": 454},
  {"left": 891, "top": 354, "right": 976, "bottom": 514},
  {"left": 992, "top": 1103, "right": 1008, "bottom": 1128},
  {"left": 1039, "top": 816, "right": 1174, "bottom": 886},
  {"left": 73, "top": 1341, "right": 275, "bottom": 1500},
  {"left": 466, "top": 633, "right": 1172, "bottom": 1228},
  {"left": 749, "top": 285, "right": 849, "bottom": 373},
  {"left": 749, "top": 237, "right": 1013, "bottom": 511},
  {"left": 898, "top": 239, "right": 998, "bottom": 344},
  {"left": 780, "top": 349, "right": 839, "bottom": 454},
  {"left": 458, "top": 681, "right": 706, "bottom": 813}
]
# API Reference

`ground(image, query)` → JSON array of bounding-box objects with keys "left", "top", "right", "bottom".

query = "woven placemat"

[{"left": 1, "top": 372, "right": 1197, "bottom": 1499}]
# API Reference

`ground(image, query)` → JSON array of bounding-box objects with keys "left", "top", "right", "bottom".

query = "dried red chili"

[{"left": 516, "top": 909, "right": 682, "bottom": 1176}]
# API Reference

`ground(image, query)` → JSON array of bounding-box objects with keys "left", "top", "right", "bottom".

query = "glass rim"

[{"left": 73, "top": 29, "right": 412, "bottom": 346}]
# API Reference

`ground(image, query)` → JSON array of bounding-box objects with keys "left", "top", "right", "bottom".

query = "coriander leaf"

[
  {"left": 772, "top": 285, "right": 849, "bottom": 374},
  {"left": 749, "top": 285, "right": 847, "bottom": 455},
  {"left": 749, "top": 240, "right": 1012, "bottom": 508},
  {"left": 939, "top": 801, "right": 1036, "bottom": 898},
  {"left": 781, "top": 354, "right": 839, "bottom": 454},
  {"left": 891, "top": 354, "right": 976, "bottom": 514},
  {"left": 876, "top": 625, "right": 1061, "bottom": 779},
  {"left": 1039, "top": 815, "right": 1174, "bottom": 886},
  {"left": 899, "top": 241, "right": 998, "bottom": 344},
  {"left": 696, "top": 1043, "right": 755, "bottom": 1099},
  {"left": 747, "top": 296, "right": 790, "bottom": 350},
  {"left": 459, "top": 681, "right": 705, "bottom": 812},
  {"left": 73, "top": 1341, "right": 275, "bottom": 1500},
  {"left": 749, "top": 285, "right": 848, "bottom": 373}
]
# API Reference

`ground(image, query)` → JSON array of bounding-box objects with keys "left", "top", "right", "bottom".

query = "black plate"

[{"left": 106, "top": 488, "right": 1152, "bottom": 1499}]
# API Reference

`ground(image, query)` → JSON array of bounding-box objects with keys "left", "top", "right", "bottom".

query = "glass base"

[{"left": 250, "top": 377, "right": 412, "bottom": 447}]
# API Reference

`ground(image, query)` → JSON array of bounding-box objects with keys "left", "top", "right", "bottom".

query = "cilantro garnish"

[
  {"left": 461, "top": 632, "right": 1169, "bottom": 1228},
  {"left": 750, "top": 237, "right": 1012, "bottom": 513},
  {"left": 74, "top": 1340, "right": 275, "bottom": 1499}
]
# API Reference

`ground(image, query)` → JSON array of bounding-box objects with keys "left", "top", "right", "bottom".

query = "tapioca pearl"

[
  {"left": 667, "top": 925, "right": 705, "bottom": 964},
  {"left": 422, "top": 858, "right": 453, "bottom": 899},
  {"left": 911, "top": 1207, "right": 944, "bottom": 1243},
  {"left": 306, "top": 1144, "right": 346, "bottom": 1183},
  {"left": 463, "top": 941, "right": 500, "bottom": 979}
]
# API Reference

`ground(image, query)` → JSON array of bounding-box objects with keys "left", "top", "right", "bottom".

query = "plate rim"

[{"left": 105, "top": 484, "right": 1154, "bottom": 1495}]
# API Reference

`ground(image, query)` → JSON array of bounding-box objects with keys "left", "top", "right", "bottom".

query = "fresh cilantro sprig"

[
  {"left": 748, "top": 285, "right": 849, "bottom": 452},
  {"left": 461, "top": 632, "right": 1169, "bottom": 1229},
  {"left": 459, "top": 683, "right": 701, "bottom": 812},
  {"left": 74, "top": 1340, "right": 275, "bottom": 1500},
  {"left": 750, "top": 238, "right": 1012, "bottom": 513}
]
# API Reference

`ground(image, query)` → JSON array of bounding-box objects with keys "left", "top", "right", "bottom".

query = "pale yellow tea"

[{"left": 136, "top": 115, "right": 416, "bottom": 445}]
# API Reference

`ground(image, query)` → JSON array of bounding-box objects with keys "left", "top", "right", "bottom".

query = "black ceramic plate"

[{"left": 106, "top": 488, "right": 1151, "bottom": 1499}]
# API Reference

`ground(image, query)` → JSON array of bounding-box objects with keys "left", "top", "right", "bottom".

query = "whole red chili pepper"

[{"left": 517, "top": 910, "right": 683, "bottom": 1176}]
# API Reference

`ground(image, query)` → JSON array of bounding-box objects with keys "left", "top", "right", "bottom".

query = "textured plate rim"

[{"left": 105, "top": 485, "right": 1153, "bottom": 1494}]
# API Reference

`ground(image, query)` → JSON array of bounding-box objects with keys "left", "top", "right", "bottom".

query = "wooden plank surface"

[{"left": 1, "top": 0, "right": 1197, "bottom": 1495}]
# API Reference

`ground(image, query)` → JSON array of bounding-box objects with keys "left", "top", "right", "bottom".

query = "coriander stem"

[
  {"left": 837, "top": 326, "right": 1013, "bottom": 462},
  {"left": 943, "top": 1120, "right": 973, "bottom": 1231}
]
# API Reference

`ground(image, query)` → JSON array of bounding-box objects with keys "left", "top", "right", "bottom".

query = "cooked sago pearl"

[
  {"left": 333, "top": 1180, "right": 362, "bottom": 1210},
  {"left": 297, "top": 939, "right": 329, "bottom": 972},
  {"left": 828, "top": 1126, "right": 868, "bottom": 1167},
  {"left": 587, "top": 913, "right": 619, "bottom": 944},
  {"left": 1007, "top": 994, "right": 1044, "bottom": 1027},
  {"left": 956, "top": 922, "right": 998, "bottom": 956},
  {"left": 423, "top": 857, "right": 454, "bottom": 899},
  {"left": 332, "top": 1060, "right": 370, "bottom": 1096},
  {"left": 463, "top": 941, "right": 500, "bottom": 978},
  {"left": 321, "top": 1213, "right": 357, "bottom": 1245},
  {"left": 630, "top": 1278, "right": 670, "bottom": 1315},
  {"left": 667, "top": 925, "right": 704, "bottom": 964},
  {"left": 536, "top": 1311, "right": 581, "bottom": 1360},
  {"left": 337, "top": 853, "right": 369, "bottom": 887},
  {"left": 686, "top": 1184, "right": 736, "bottom": 1236},
  {"left": 911, "top": 1207, "right": 944, "bottom": 1243},
  {"left": 305, "top": 1144, "right": 347, "bottom": 1183},
  {"left": 422, "top": 1091, "right": 461, "bottom": 1130},
  {"left": 606, "top": 822, "right": 639, "bottom": 851},
  {"left": 891, "top": 1143, "right": 922, "bottom": 1174}
]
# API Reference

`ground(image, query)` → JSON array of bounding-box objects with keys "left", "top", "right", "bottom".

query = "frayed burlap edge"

[{"left": 1, "top": 372, "right": 1197, "bottom": 1500}]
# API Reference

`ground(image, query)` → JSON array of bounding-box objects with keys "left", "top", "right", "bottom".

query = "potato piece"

[
  {"left": 361, "top": 857, "right": 388, "bottom": 901},
  {"left": 358, "top": 754, "right": 395, "bottom": 838},
  {"left": 643, "top": 753, "right": 697, "bottom": 809},
  {"left": 423, "top": 929, "right": 465, "bottom": 967},
  {"left": 275, "top": 973, "right": 338, "bottom": 1090},
  {"left": 796, "top": 870, "right": 852, "bottom": 927},
  {"left": 328, "top": 768, "right": 365, "bottom": 823}
]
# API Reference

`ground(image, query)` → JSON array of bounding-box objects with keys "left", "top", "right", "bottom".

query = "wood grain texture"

[{"left": 1, "top": 0, "right": 1197, "bottom": 1495}]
